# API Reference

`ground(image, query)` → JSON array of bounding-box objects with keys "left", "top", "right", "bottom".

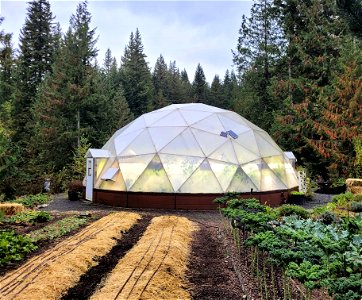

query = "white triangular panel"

[
  {"left": 160, "top": 128, "right": 204, "bottom": 157},
  {"left": 121, "top": 117, "right": 146, "bottom": 135},
  {"left": 118, "top": 154, "right": 154, "bottom": 190},
  {"left": 114, "top": 129, "right": 143, "bottom": 155},
  {"left": 233, "top": 142, "right": 260, "bottom": 164},
  {"left": 218, "top": 115, "right": 250, "bottom": 135},
  {"left": 143, "top": 109, "right": 173, "bottom": 126},
  {"left": 254, "top": 132, "right": 282, "bottom": 157},
  {"left": 264, "top": 156, "right": 289, "bottom": 187},
  {"left": 241, "top": 160, "right": 262, "bottom": 191},
  {"left": 148, "top": 127, "right": 185, "bottom": 151},
  {"left": 120, "top": 129, "right": 156, "bottom": 156},
  {"left": 209, "top": 140, "right": 239, "bottom": 164},
  {"left": 179, "top": 110, "right": 212, "bottom": 125},
  {"left": 151, "top": 110, "right": 187, "bottom": 127},
  {"left": 235, "top": 131, "right": 260, "bottom": 155},
  {"left": 208, "top": 159, "right": 238, "bottom": 191},
  {"left": 191, "top": 114, "right": 225, "bottom": 134},
  {"left": 160, "top": 154, "right": 204, "bottom": 191},
  {"left": 261, "top": 165, "right": 288, "bottom": 191},
  {"left": 227, "top": 166, "right": 258, "bottom": 192},
  {"left": 191, "top": 129, "right": 226, "bottom": 157}
]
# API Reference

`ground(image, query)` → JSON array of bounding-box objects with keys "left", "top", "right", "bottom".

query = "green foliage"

[
  {"left": 28, "top": 215, "right": 89, "bottom": 243},
  {"left": 5, "top": 210, "right": 52, "bottom": 225},
  {"left": 333, "top": 192, "right": 356, "bottom": 205},
  {"left": 352, "top": 138, "right": 362, "bottom": 177},
  {"left": 318, "top": 211, "right": 339, "bottom": 225},
  {"left": 327, "top": 273, "right": 362, "bottom": 300},
  {"left": 277, "top": 204, "right": 310, "bottom": 219},
  {"left": 13, "top": 194, "right": 50, "bottom": 208},
  {"left": 192, "top": 63, "right": 209, "bottom": 103},
  {"left": 0, "top": 230, "right": 37, "bottom": 266},
  {"left": 350, "top": 202, "right": 362, "bottom": 212},
  {"left": 286, "top": 261, "right": 327, "bottom": 290}
]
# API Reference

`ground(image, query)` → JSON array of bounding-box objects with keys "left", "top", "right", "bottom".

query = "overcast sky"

[{"left": 0, "top": 0, "right": 252, "bottom": 82}]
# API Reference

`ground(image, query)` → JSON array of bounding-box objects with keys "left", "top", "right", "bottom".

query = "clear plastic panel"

[
  {"left": 159, "top": 154, "right": 204, "bottom": 191},
  {"left": 256, "top": 130, "right": 282, "bottom": 150},
  {"left": 98, "top": 161, "right": 126, "bottom": 191},
  {"left": 284, "top": 159, "right": 299, "bottom": 188},
  {"left": 241, "top": 160, "right": 262, "bottom": 191},
  {"left": 218, "top": 115, "right": 251, "bottom": 135},
  {"left": 151, "top": 109, "right": 188, "bottom": 127},
  {"left": 148, "top": 126, "right": 185, "bottom": 151},
  {"left": 191, "top": 114, "right": 225, "bottom": 134},
  {"left": 101, "top": 167, "right": 119, "bottom": 181},
  {"left": 143, "top": 109, "right": 173, "bottom": 126},
  {"left": 118, "top": 154, "right": 154, "bottom": 190},
  {"left": 95, "top": 157, "right": 115, "bottom": 188},
  {"left": 179, "top": 103, "right": 212, "bottom": 112},
  {"left": 114, "top": 129, "right": 143, "bottom": 155},
  {"left": 236, "top": 131, "right": 260, "bottom": 155},
  {"left": 131, "top": 155, "right": 173, "bottom": 192},
  {"left": 120, "top": 129, "right": 156, "bottom": 156},
  {"left": 209, "top": 140, "right": 239, "bottom": 164},
  {"left": 179, "top": 159, "right": 223, "bottom": 193},
  {"left": 223, "top": 111, "right": 262, "bottom": 131},
  {"left": 227, "top": 166, "right": 258, "bottom": 192},
  {"left": 95, "top": 158, "right": 107, "bottom": 179},
  {"left": 179, "top": 110, "right": 212, "bottom": 125},
  {"left": 264, "top": 156, "right": 289, "bottom": 187},
  {"left": 160, "top": 128, "right": 204, "bottom": 157},
  {"left": 191, "top": 129, "right": 227, "bottom": 156},
  {"left": 254, "top": 132, "right": 282, "bottom": 157},
  {"left": 260, "top": 164, "right": 287, "bottom": 191},
  {"left": 120, "top": 117, "right": 146, "bottom": 135},
  {"left": 232, "top": 142, "right": 260, "bottom": 164},
  {"left": 208, "top": 159, "right": 238, "bottom": 191}
]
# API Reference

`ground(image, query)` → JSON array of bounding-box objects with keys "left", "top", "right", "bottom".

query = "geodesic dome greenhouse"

[{"left": 86, "top": 103, "right": 298, "bottom": 199}]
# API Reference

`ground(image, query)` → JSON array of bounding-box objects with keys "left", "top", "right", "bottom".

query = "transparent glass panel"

[
  {"left": 118, "top": 154, "right": 154, "bottom": 190},
  {"left": 208, "top": 159, "right": 238, "bottom": 191},
  {"left": 143, "top": 109, "right": 173, "bottom": 126},
  {"left": 151, "top": 110, "right": 187, "bottom": 127},
  {"left": 179, "top": 110, "right": 212, "bottom": 125},
  {"left": 241, "top": 160, "right": 262, "bottom": 191},
  {"left": 218, "top": 115, "right": 250, "bottom": 135},
  {"left": 179, "top": 159, "right": 223, "bottom": 193},
  {"left": 254, "top": 132, "right": 282, "bottom": 157},
  {"left": 236, "top": 131, "right": 260, "bottom": 155},
  {"left": 114, "top": 129, "right": 143, "bottom": 155},
  {"left": 159, "top": 154, "right": 204, "bottom": 191},
  {"left": 120, "top": 129, "right": 156, "bottom": 156},
  {"left": 233, "top": 142, "right": 260, "bottom": 164},
  {"left": 209, "top": 140, "right": 239, "bottom": 164},
  {"left": 131, "top": 155, "right": 173, "bottom": 192},
  {"left": 264, "top": 156, "right": 289, "bottom": 187},
  {"left": 191, "top": 114, "right": 225, "bottom": 135},
  {"left": 121, "top": 117, "right": 146, "bottom": 135},
  {"left": 227, "top": 167, "right": 258, "bottom": 192},
  {"left": 148, "top": 127, "right": 185, "bottom": 151},
  {"left": 160, "top": 128, "right": 204, "bottom": 157},
  {"left": 261, "top": 164, "right": 287, "bottom": 191},
  {"left": 191, "top": 129, "right": 227, "bottom": 156}
]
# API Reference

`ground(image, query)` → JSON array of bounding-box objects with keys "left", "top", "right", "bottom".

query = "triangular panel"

[
  {"left": 99, "top": 161, "right": 126, "bottom": 191},
  {"left": 284, "top": 160, "right": 299, "bottom": 188},
  {"left": 131, "top": 155, "right": 173, "bottom": 192},
  {"left": 254, "top": 132, "right": 282, "bottom": 157},
  {"left": 191, "top": 114, "right": 225, "bottom": 135},
  {"left": 179, "top": 109, "right": 213, "bottom": 125},
  {"left": 241, "top": 160, "right": 262, "bottom": 191},
  {"left": 148, "top": 127, "right": 185, "bottom": 151},
  {"left": 264, "top": 156, "right": 289, "bottom": 187},
  {"left": 235, "top": 131, "right": 260, "bottom": 155},
  {"left": 118, "top": 154, "right": 154, "bottom": 190},
  {"left": 114, "top": 129, "right": 143, "bottom": 155},
  {"left": 160, "top": 154, "right": 204, "bottom": 191},
  {"left": 260, "top": 164, "right": 288, "bottom": 191},
  {"left": 191, "top": 129, "right": 227, "bottom": 157},
  {"left": 121, "top": 117, "right": 147, "bottom": 135},
  {"left": 218, "top": 115, "right": 251, "bottom": 135},
  {"left": 143, "top": 109, "right": 173, "bottom": 126},
  {"left": 227, "top": 166, "right": 258, "bottom": 193},
  {"left": 151, "top": 110, "right": 187, "bottom": 127},
  {"left": 233, "top": 142, "right": 260, "bottom": 164},
  {"left": 179, "top": 159, "right": 223, "bottom": 193},
  {"left": 120, "top": 129, "right": 156, "bottom": 156},
  {"left": 209, "top": 140, "right": 239, "bottom": 164},
  {"left": 209, "top": 159, "right": 238, "bottom": 191},
  {"left": 160, "top": 128, "right": 204, "bottom": 157}
]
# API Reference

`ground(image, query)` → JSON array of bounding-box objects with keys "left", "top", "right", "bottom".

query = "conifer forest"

[{"left": 0, "top": 0, "right": 361, "bottom": 197}]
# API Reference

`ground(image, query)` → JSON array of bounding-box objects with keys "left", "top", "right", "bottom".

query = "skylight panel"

[
  {"left": 101, "top": 167, "right": 119, "bottom": 181},
  {"left": 227, "top": 130, "right": 238, "bottom": 139}
]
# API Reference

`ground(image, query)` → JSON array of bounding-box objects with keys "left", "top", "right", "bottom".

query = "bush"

[
  {"left": 14, "top": 194, "right": 50, "bottom": 208},
  {"left": 0, "top": 230, "right": 37, "bottom": 266},
  {"left": 332, "top": 192, "right": 355, "bottom": 205},
  {"left": 318, "top": 211, "right": 339, "bottom": 225},
  {"left": 350, "top": 202, "right": 362, "bottom": 213},
  {"left": 7, "top": 210, "right": 52, "bottom": 225},
  {"left": 68, "top": 180, "right": 84, "bottom": 201},
  {"left": 277, "top": 204, "right": 310, "bottom": 219}
]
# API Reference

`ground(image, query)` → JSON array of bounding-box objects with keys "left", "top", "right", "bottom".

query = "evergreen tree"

[
  {"left": 209, "top": 75, "right": 224, "bottom": 108},
  {"left": 192, "top": 63, "right": 208, "bottom": 103},
  {"left": 152, "top": 54, "right": 170, "bottom": 107},
  {"left": 337, "top": 0, "right": 362, "bottom": 39},
  {"left": 223, "top": 70, "right": 239, "bottom": 109},
  {"left": 120, "top": 29, "right": 154, "bottom": 116},
  {"left": 12, "top": 0, "right": 56, "bottom": 143},
  {"left": 180, "top": 68, "right": 193, "bottom": 102}
]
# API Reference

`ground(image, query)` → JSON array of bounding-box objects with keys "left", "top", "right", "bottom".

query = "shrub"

[
  {"left": 0, "top": 230, "right": 37, "bottom": 266},
  {"left": 0, "top": 203, "right": 25, "bottom": 215},
  {"left": 332, "top": 192, "right": 355, "bottom": 205},
  {"left": 350, "top": 201, "right": 362, "bottom": 213},
  {"left": 68, "top": 180, "right": 84, "bottom": 200},
  {"left": 14, "top": 194, "right": 50, "bottom": 208},
  {"left": 7, "top": 210, "right": 52, "bottom": 225},
  {"left": 277, "top": 204, "right": 310, "bottom": 219},
  {"left": 318, "top": 211, "right": 339, "bottom": 225}
]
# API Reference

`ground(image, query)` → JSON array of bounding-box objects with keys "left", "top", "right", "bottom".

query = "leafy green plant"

[
  {"left": 13, "top": 194, "right": 50, "bottom": 208},
  {"left": 350, "top": 201, "right": 362, "bottom": 212},
  {"left": 6, "top": 210, "right": 52, "bottom": 225},
  {"left": 327, "top": 273, "right": 362, "bottom": 300},
  {"left": 318, "top": 211, "right": 339, "bottom": 225},
  {"left": 332, "top": 192, "right": 355, "bottom": 205},
  {"left": 277, "top": 204, "right": 310, "bottom": 219},
  {"left": 0, "top": 230, "right": 37, "bottom": 266},
  {"left": 28, "top": 216, "right": 88, "bottom": 243}
]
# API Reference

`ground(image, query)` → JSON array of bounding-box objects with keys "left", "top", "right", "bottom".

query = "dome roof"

[{"left": 94, "top": 103, "right": 298, "bottom": 193}]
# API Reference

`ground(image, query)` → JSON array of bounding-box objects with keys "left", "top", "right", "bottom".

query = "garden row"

[{"left": 216, "top": 192, "right": 362, "bottom": 300}]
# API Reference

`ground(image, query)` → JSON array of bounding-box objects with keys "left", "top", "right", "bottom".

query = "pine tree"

[
  {"left": 180, "top": 69, "right": 192, "bottom": 102},
  {"left": 12, "top": 0, "right": 56, "bottom": 143},
  {"left": 192, "top": 63, "right": 209, "bottom": 103},
  {"left": 152, "top": 54, "right": 170, "bottom": 107},
  {"left": 120, "top": 29, "right": 154, "bottom": 116},
  {"left": 337, "top": 0, "right": 362, "bottom": 39},
  {"left": 209, "top": 75, "right": 224, "bottom": 108}
]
